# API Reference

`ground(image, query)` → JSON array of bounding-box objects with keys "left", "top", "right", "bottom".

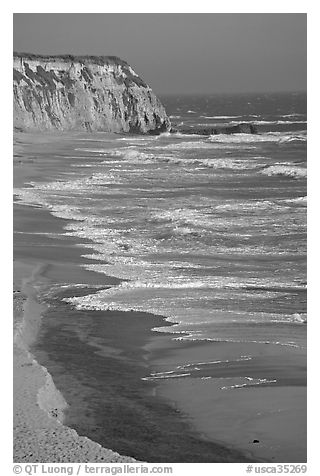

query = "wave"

[
  {"left": 149, "top": 201, "right": 297, "bottom": 227},
  {"left": 71, "top": 163, "right": 99, "bottom": 168},
  {"left": 104, "top": 148, "right": 182, "bottom": 166},
  {"left": 151, "top": 155, "right": 263, "bottom": 170},
  {"left": 211, "top": 196, "right": 307, "bottom": 212},
  {"left": 64, "top": 156, "right": 101, "bottom": 160},
  {"left": 158, "top": 132, "right": 204, "bottom": 138},
  {"left": 13, "top": 188, "right": 49, "bottom": 208},
  {"left": 261, "top": 165, "right": 307, "bottom": 179},
  {"left": 289, "top": 313, "right": 307, "bottom": 324},
  {"left": 173, "top": 335, "right": 304, "bottom": 348},
  {"left": 220, "top": 378, "right": 277, "bottom": 390},
  {"left": 63, "top": 284, "right": 307, "bottom": 348},
  {"left": 214, "top": 199, "right": 283, "bottom": 212},
  {"left": 116, "top": 149, "right": 155, "bottom": 163},
  {"left": 103, "top": 147, "right": 262, "bottom": 168},
  {"left": 199, "top": 119, "right": 306, "bottom": 126},
  {"left": 77, "top": 138, "right": 112, "bottom": 141},
  {"left": 29, "top": 173, "right": 123, "bottom": 192},
  {"left": 278, "top": 135, "right": 307, "bottom": 143},
  {"left": 50, "top": 206, "right": 113, "bottom": 225},
  {"left": 177, "top": 356, "right": 252, "bottom": 371},
  {"left": 150, "top": 208, "right": 214, "bottom": 228},
  {"left": 116, "top": 136, "right": 155, "bottom": 141},
  {"left": 158, "top": 140, "right": 256, "bottom": 150},
  {"left": 64, "top": 276, "right": 306, "bottom": 303},
  {"left": 230, "top": 120, "right": 306, "bottom": 126},
  {"left": 208, "top": 132, "right": 307, "bottom": 144},
  {"left": 142, "top": 373, "right": 191, "bottom": 381},
  {"left": 200, "top": 115, "right": 243, "bottom": 119},
  {"left": 279, "top": 196, "right": 307, "bottom": 206},
  {"left": 281, "top": 113, "right": 306, "bottom": 118},
  {"left": 75, "top": 148, "right": 114, "bottom": 154}
]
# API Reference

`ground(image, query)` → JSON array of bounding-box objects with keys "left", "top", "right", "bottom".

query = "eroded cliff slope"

[{"left": 13, "top": 53, "right": 170, "bottom": 133}]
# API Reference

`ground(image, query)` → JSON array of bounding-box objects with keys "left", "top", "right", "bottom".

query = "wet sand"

[
  {"left": 13, "top": 259, "right": 136, "bottom": 463},
  {"left": 145, "top": 338, "right": 306, "bottom": 462}
]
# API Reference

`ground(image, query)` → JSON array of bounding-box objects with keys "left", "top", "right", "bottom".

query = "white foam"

[
  {"left": 227, "top": 120, "right": 306, "bottom": 126},
  {"left": 280, "top": 196, "right": 307, "bottom": 206},
  {"left": 153, "top": 155, "right": 262, "bottom": 170},
  {"left": 290, "top": 313, "right": 307, "bottom": 324},
  {"left": 142, "top": 373, "right": 191, "bottom": 381},
  {"left": 209, "top": 132, "right": 307, "bottom": 144},
  {"left": 278, "top": 135, "right": 307, "bottom": 143},
  {"left": 261, "top": 165, "right": 307, "bottom": 179},
  {"left": 99, "top": 148, "right": 161, "bottom": 165},
  {"left": 200, "top": 115, "right": 243, "bottom": 119},
  {"left": 123, "top": 149, "right": 159, "bottom": 163},
  {"left": 63, "top": 277, "right": 306, "bottom": 313},
  {"left": 116, "top": 136, "right": 154, "bottom": 142},
  {"left": 282, "top": 113, "right": 305, "bottom": 118},
  {"left": 150, "top": 207, "right": 216, "bottom": 230},
  {"left": 177, "top": 356, "right": 253, "bottom": 370},
  {"left": 214, "top": 200, "right": 278, "bottom": 212},
  {"left": 220, "top": 378, "right": 277, "bottom": 390},
  {"left": 29, "top": 172, "right": 123, "bottom": 192},
  {"left": 75, "top": 148, "right": 114, "bottom": 154}
]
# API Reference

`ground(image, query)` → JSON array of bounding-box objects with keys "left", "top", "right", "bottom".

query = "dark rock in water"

[
  {"left": 252, "top": 439, "right": 260, "bottom": 444},
  {"left": 178, "top": 126, "right": 215, "bottom": 136},
  {"left": 147, "top": 122, "right": 170, "bottom": 135},
  {"left": 221, "top": 123, "right": 257, "bottom": 134},
  {"left": 177, "top": 123, "right": 257, "bottom": 136}
]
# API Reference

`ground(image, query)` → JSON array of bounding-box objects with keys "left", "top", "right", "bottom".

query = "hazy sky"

[{"left": 13, "top": 13, "right": 307, "bottom": 95}]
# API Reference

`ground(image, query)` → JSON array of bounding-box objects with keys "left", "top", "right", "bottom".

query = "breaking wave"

[
  {"left": 208, "top": 132, "right": 307, "bottom": 144},
  {"left": 200, "top": 115, "right": 243, "bottom": 119},
  {"left": 261, "top": 165, "right": 307, "bottom": 179}
]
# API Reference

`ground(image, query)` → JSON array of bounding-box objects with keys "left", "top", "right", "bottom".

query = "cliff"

[{"left": 13, "top": 53, "right": 171, "bottom": 134}]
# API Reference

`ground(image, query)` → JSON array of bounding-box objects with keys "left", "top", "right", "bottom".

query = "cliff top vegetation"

[{"left": 13, "top": 52, "right": 129, "bottom": 68}]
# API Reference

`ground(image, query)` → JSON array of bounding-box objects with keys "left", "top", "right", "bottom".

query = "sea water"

[
  {"left": 16, "top": 92, "right": 307, "bottom": 346},
  {"left": 14, "top": 91, "right": 307, "bottom": 460}
]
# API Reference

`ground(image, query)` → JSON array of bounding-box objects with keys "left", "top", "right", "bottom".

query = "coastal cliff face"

[{"left": 13, "top": 53, "right": 171, "bottom": 133}]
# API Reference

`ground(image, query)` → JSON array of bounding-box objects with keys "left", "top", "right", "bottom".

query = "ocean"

[{"left": 14, "top": 91, "right": 307, "bottom": 462}]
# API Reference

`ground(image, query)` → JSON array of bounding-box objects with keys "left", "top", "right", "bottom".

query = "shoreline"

[
  {"left": 13, "top": 258, "right": 136, "bottom": 463},
  {"left": 13, "top": 247, "right": 252, "bottom": 463},
  {"left": 13, "top": 136, "right": 137, "bottom": 462}
]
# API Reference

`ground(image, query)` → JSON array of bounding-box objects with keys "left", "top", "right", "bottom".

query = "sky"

[{"left": 13, "top": 13, "right": 307, "bottom": 95}]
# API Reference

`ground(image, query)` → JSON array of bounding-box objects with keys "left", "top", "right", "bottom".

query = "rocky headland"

[{"left": 13, "top": 53, "right": 171, "bottom": 134}]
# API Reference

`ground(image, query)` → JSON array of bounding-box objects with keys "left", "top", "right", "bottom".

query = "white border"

[{"left": 3, "top": 4, "right": 315, "bottom": 473}]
